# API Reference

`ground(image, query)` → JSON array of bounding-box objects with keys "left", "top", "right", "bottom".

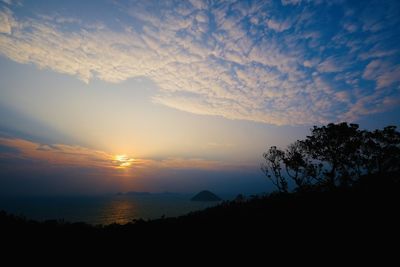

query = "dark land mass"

[
  {"left": 191, "top": 190, "right": 221, "bottom": 201},
  {"left": 1, "top": 172, "right": 399, "bottom": 247}
]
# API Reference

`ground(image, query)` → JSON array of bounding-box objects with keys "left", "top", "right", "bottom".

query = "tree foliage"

[{"left": 262, "top": 123, "right": 400, "bottom": 192}]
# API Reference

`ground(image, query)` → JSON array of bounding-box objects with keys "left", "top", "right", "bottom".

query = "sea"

[{"left": 0, "top": 194, "right": 228, "bottom": 225}]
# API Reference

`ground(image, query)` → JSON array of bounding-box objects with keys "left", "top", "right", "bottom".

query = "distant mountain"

[{"left": 191, "top": 190, "right": 221, "bottom": 201}]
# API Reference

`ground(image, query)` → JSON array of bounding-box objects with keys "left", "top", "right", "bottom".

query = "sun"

[{"left": 113, "top": 154, "right": 134, "bottom": 168}]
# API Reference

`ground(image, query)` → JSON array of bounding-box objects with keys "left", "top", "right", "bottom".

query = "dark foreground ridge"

[{"left": 1, "top": 172, "right": 399, "bottom": 244}]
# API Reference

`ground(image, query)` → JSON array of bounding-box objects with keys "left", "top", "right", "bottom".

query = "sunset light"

[
  {"left": 114, "top": 155, "right": 134, "bottom": 168},
  {"left": 0, "top": 0, "right": 399, "bottom": 232},
  {"left": 0, "top": 0, "right": 399, "bottom": 195}
]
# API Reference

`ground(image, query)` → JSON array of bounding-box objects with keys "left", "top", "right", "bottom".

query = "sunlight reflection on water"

[
  {"left": 99, "top": 197, "right": 139, "bottom": 225},
  {"left": 0, "top": 195, "right": 223, "bottom": 225}
]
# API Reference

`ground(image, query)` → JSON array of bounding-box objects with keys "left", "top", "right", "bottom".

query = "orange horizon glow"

[{"left": 0, "top": 137, "right": 245, "bottom": 174}]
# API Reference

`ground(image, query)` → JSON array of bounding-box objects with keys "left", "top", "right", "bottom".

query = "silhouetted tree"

[
  {"left": 261, "top": 146, "right": 288, "bottom": 193},
  {"left": 302, "top": 123, "right": 362, "bottom": 187},
  {"left": 282, "top": 141, "right": 305, "bottom": 188},
  {"left": 262, "top": 122, "right": 400, "bottom": 192},
  {"left": 369, "top": 126, "right": 400, "bottom": 174}
]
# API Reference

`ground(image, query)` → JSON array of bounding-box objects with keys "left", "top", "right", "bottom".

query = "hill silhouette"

[{"left": 191, "top": 190, "right": 221, "bottom": 201}]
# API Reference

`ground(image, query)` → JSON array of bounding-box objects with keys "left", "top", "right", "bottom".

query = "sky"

[{"left": 0, "top": 0, "right": 399, "bottom": 196}]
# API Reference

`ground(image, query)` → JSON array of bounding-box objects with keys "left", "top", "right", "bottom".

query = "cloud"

[
  {"left": 0, "top": 0, "right": 399, "bottom": 125},
  {"left": 266, "top": 18, "right": 292, "bottom": 32},
  {"left": 335, "top": 91, "right": 351, "bottom": 103},
  {"left": 341, "top": 93, "right": 400, "bottom": 122},
  {"left": 0, "top": 137, "right": 116, "bottom": 169},
  {"left": 0, "top": 7, "right": 14, "bottom": 33},
  {"left": 281, "top": 0, "right": 302, "bottom": 5},
  {"left": 303, "top": 60, "right": 313, "bottom": 68},
  {"left": 358, "top": 44, "right": 399, "bottom": 61},
  {"left": 343, "top": 22, "right": 358, "bottom": 33},
  {"left": 0, "top": 136, "right": 236, "bottom": 173},
  {"left": 317, "top": 56, "right": 350, "bottom": 73},
  {"left": 1, "top": 0, "right": 22, "bottom": 6},
  {"left": 363, "top": 60, "right": 400, "bottom": 89}
]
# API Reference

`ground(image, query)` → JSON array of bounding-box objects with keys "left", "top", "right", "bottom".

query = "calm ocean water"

[{"left": 0, "top": 194, "right": 224, "bottom": 225}]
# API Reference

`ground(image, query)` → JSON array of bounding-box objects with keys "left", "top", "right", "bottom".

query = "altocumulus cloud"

[{"left": 0, "top": 0, "right": 399, "bottom": 125}]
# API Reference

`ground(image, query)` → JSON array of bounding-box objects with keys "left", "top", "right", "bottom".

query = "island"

[{"left": 191, "top": 190, "right": 221, "bottom": 201}]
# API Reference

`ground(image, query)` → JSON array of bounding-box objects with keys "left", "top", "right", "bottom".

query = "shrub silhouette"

[{"left": 262, "top": 122, "right": 400, "bottom": 192}]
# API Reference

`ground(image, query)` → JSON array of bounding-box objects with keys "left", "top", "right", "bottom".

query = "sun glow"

[{"left": 113, "top": 154, "right": 134, "bottom": 168}]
